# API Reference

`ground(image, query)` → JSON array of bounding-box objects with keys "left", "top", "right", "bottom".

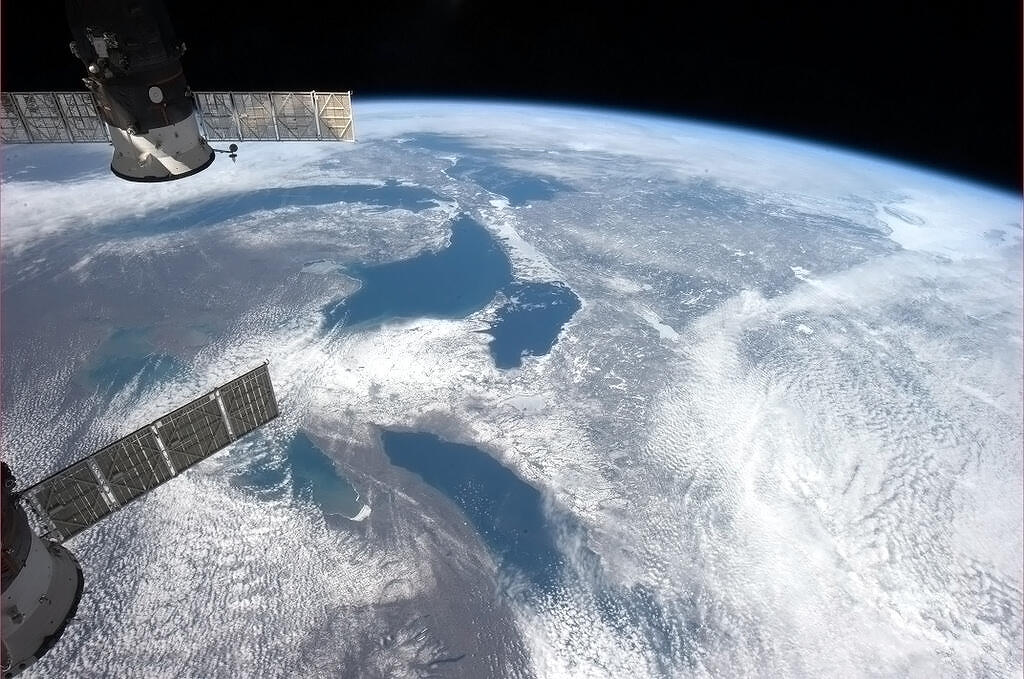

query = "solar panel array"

[
  {"left": 0, "top": 91, "right": 355, "bottom": 143},
  {"left": 0, "top": 92, "right": 112, "bottom": 143},
  {"left": 20, "top": 364, "right": 279, "bottom": 543}
]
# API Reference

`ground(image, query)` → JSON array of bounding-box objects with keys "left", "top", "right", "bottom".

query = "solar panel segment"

[
  {"left": 20, "top": 364, "right": 279, "bottom": 543},
  {"left": 0, "top": 91, "right": 354, "bottom": 143}
]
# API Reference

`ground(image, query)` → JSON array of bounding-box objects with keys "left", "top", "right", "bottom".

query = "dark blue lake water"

[
  {"left": 86, "top": 327, "right": 181, "bottom": 395},
  {"left": 323, "top": 215, "right": 581, "bottom": 368},
  {"left": 323, "top": 216, "right": 511, "bottom": 329},
  {"left": 381, "top": 430, "right": 564, "bottom": 593},
  {"left": 379, "top": 430, "right": 680, "bottom": 656},
  {"left": 445, "top": 157, "right": 569, "bottom": 206},
  {"left": 287, "top": 433, "right": 364, "bottom": 518},
  {"left": 235, "top": 431, "right": 363, "bottom": 519},
  {"left": 486, "top": 281, "right": 581, "bottom": 368},
  {"left": 401, "top": 134, "right": 571, "bottom": 207},
  {"left": 114, "top": 180, "right": 440, "bottom": 237}
]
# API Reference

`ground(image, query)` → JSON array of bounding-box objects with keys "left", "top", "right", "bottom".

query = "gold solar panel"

[{"left": 0, "top": 91, "right": 354, "bottom": 143}]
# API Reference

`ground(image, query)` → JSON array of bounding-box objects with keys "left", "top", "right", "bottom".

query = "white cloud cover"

[{"left": 2, "top": 101, "right": 1020, "bottom": 678}]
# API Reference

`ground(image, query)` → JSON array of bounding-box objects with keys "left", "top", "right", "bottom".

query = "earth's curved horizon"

[{"left": 2, "top": 99, "right": 1021, "bottom": 678}]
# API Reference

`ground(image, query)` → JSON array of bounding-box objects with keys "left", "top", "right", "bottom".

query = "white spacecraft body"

[
  {"left": 64, "top": 0, "right": 214, "bottom": 181},
  {"left": 108, "top": 116, "right": 214, "bottom": 181},
  {"left": 1, "top": 2, "right": 354, "bottom": 181},
  {"left": 1, "top": 364, "right": 279, "bottom": 677},
  {"left": 0, "top": 529, "right": 81, "bottom": 679}
]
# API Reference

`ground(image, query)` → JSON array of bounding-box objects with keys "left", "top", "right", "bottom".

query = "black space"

[{"left": 2, "top": 1, "right": 1020, "bottom": 190}]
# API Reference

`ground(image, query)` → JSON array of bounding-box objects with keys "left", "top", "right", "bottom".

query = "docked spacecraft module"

[{"left": 65, "top": 0, "right": 213, "bottom": 181}]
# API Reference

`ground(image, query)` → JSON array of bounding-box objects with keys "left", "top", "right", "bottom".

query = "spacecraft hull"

[
  {"left": 66, "top": 0, "right": 213, "bottom": 180},
  {"left": 108, "top": 116, "right": 214, "bottom": 182}
]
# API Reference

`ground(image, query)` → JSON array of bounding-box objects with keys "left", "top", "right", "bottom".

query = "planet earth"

[{"left": 1, "top": 101, "right": 1021, "bottom": 678}]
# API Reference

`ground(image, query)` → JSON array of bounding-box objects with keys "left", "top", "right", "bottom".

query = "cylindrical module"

[
  {"left": 66, "top": 0, "right": 214, "bottom": 181},
  {"left": 1, "top": 464, "right": 84, "bottom": 679}
]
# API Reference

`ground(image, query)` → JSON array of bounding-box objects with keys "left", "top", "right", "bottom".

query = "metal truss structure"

[
  {"left": 0, "top": 91, "right": 354, "bottom": 144},
  {"left": 20, "top": 364, "right": 279, "bottom": 543}
]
